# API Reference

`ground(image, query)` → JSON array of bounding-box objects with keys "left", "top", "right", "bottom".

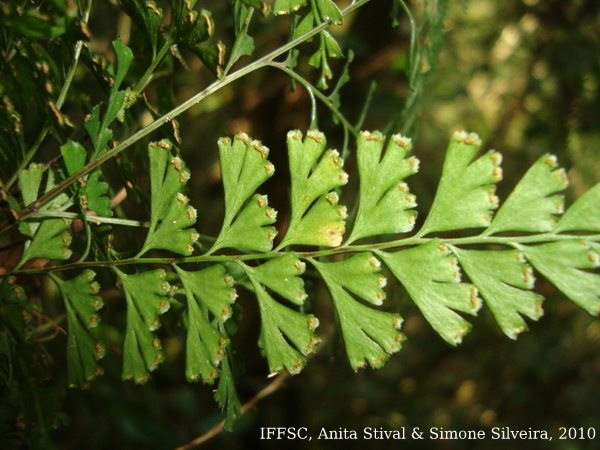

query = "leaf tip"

[{"left": 454, "top": 131, "right": 481, "bottom": 146}]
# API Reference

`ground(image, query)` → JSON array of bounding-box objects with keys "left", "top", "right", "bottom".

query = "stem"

[
  {"left": 398, "top": 0, "right": 418, "bottom": 88},
  {"left": 267, "top": 61, "right": 359, "bottom": 137},
  {"left": 7, "top": 0, "right": 372, "bottom": 232},
  {"left": 132, "top": 36, "right": 176, "bottom": 94},
  {"left": 27, "top": 210, "right": 150, "bottom": 228},
  {"left": 5, "top": 232, "right": 599, "bottom": 278}
]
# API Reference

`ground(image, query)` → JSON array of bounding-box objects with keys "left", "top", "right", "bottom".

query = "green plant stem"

[
  {"left": 132, "top": 36, "right": 176, "bottom": 94},
  {"left": 6, "top": 232, "right": 599, "bottom": 278},
  {"left": 5, "top": 0, "right": 372, "bottom": 233},
  {"left": 27, "top": 210, "right": 150, "bottom": 228},
  {"left": 398, "top": 0, "right": 418, "bottom": 88},
  {"left": 267, "top": 61, "right": 359, "bottom": 136}
]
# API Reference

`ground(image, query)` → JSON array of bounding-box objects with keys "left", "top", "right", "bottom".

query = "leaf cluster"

[{"left": 0, "top": 0, "right": 598, "bottom": 443}]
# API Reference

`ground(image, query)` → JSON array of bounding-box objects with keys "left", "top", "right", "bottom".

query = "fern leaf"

[
  {"left": 61, "top": 141, "right": 113, "bottom": 217},
  {"left": 279, "top": 130, "right": 348, "bottom": 247},
  {"left": 312, "top": 253, "right": 388, "bottom": 305},
  {"left": 420, "top": 131, "right": 502, "bottom": 234},
  {"left": 117, "top": 269, "right": 171, "bottom": 383},
  {"left": 486, "top": 154, "right": 568, "bottom": 234},
  {"left": 454, "top": 248, "right": 543, "bottom": 339},
  {"left": 52, "top": 270, "right": 105, "bottom": 388},
  {"left": 379, "top": 240, "right": 481, "bottom": 345},
  {"left": 308, "top": 30, "right": 344, "bottom": 89},
  {"left": 240, "top": 253, "right": 307, "bottom": 305},
  {"left": 84, "top": 105, "right": 112, "bottom": 154},
  {"left": 273, "top": 0, "right": 307, "bottom": 15},
  {"left": 83, "top": 171, "right": 113, "bottom": 217},
  {"left": 554, "top": 182, "right": 600, "bottom": 233},
  {"left": 111, "top": 39, "right": 134, "bottom": 93},
  {"left": 315, "top": 0, "right": 343, "bottom": 24},
  {"left": 18, "top": 163, "right": 45, "bottom": 209},
  {"left": 140, "top": 139, "right": 199, "bottom": 256},
  {"left": 347, "top": 131, "right": 418, "bottom": 244},
  {"left": 524, "top": 240, "right": 600, "bottom": 315},
  {"left": 312, "top": 254, "right": 403, "bottom": 370},
  {"left": 16, "top": 161, "right": 73, "bottom": 265},
  {"left": 170, "top": 3, "right": 224, "bottom": 76},
  {"left": 175, "top": 265, "right": 236, "bottom": 382},
  {"left": 214, "top": 352, "right": 242, "bottom": 432},
  {"left": 249, "top": 275, "right": 320, "bottom": 374},
  {"left": 212, "top": 133, "right": 277, "bottom": 252},
  {"left": 19, "top": 217, "right": 73, "bottom": 265},
  {"left": 119, "top": 0, "right": 163, "bottom": 57}
]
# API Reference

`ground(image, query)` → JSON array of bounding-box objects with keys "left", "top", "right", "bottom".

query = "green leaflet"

[
  {"left": 110, "top": 40, "right": 134, "bottom": 92},
  {"left": 84, "top": 40, "right": 134, "bottom": 157},
  {"left": 255, "top": 288, "right": 320, "bottom": 375},
  {"left": 17, "top": 164, "right": 50, "bottom": 238},
  {"left": 212, "top": 133, "right": 277, "bottom": 252},
  {"left": 420, "top": 131, "right": 502, "bottom": 234},
  {"left": 379, "top": 240, "right": 481, "bottom": 346},
  {"left": 347, "top": 131, "right": 419, "bottom": 244},
  {"left": 170, "top": 1, "right": 225, "bottom": 77},
  {"left": 139, "top": 139, "right": 199, "bottom": 256},
  {"left": 240, "top": 253, "right": 307, "bottom": 305},
  {"left": 486, "top": 154, "right": 568, "bottom": 234},
  {"left": 19, "top": 217, "right": 72, "bottom": 265},
  {"left": 315, "top": 0, "right": 343, "bottom": 24},
  {"left": 61, "top": 141, "right": 113, "bottom": 217},
  {"left": 84, "top": 105, "right": 113, "bottom": 157},
  {"left": 175, "top": 265, "right": 237, "bottom": 382},
  {"left": 214, "top": 350, "right": 242, "bottom": 432},
  {"left": 241, "top": 254, "right": 315, "bottom": 375},
  {"left": 278, "top": 130, "right": 348, "bottom": 248},
  {"left": 554, "top": 182, "right": 600, "bottom": 233},
  {"left": 273, "top": 0, "right": 307, "bottom": 15},
  {"left": 308, "top": 30, "right": 344, "bottom": 89},
  {"left": 274, "top": 0, "right": 342, "bottom": 24},
  {"left": 84, "top": 171, "right": 113, "bottom": 218},
  {"left": 524, "top": 240, "right": 600, "bottom": 315},
  {"left": 312, "top": 254, "right": 403, "bottom": 370},
  {"left": 52, "top": 271, "right": 105, "bottom": 388},
  {"left": 117, "top": 269, "right": 171, "bottom": 384},
  {"left": 119, "top": 0, "right": 163, "bottom": 57},
  {"left": 17, "top": 164, "right": 72, "bottom": 266},
  {"left": 227, "top": 1, "right": 257, "bottom": 71},
  {"left": 312, "top": 253, "right": 388, "bottom": 305},
  {"left": 246, "top": 267, "right": 319, "bottom": 374},
  {"left": 454, "top": 248, "right": 543, "bottom": 339}
]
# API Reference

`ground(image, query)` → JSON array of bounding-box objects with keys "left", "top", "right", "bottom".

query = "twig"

[{"left": 175, "top": 371, "right": 292, "bottom": 449}]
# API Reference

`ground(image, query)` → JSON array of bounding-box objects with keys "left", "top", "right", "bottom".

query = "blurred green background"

[{"left": 3, "top": 0, "right": 600, "bottom": 448}]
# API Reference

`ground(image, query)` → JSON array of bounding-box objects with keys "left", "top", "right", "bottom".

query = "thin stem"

[
  {"left": 5, "top": 232, "right": 599, "bottom": 278},
  {"left": 398, "top": 0, "right": 418, "bottom": 88},
  {"left": 132, "top": 36, "right": 176, "bottom": 94},
  {"left": 28, "top": 210, "right": 150, "bottom": 228},
  {"left": 267, "top": 61, "right": 359, "bottom": 137},
  {"left": 7, "top": 0, "right": 372, "bottom": 232}
]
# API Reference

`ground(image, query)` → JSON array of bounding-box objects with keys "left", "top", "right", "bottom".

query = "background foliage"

[{"left": 1, "top": 0, "right": 599, "bottom": 449}]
